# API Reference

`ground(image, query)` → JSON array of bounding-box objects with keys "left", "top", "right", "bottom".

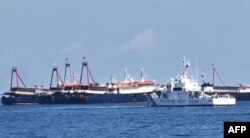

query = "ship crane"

[
  {"left": 64, "top": 58, "right": 73, "bottom": 84},
  {"left": 63, "top": 58, "right": 82, "bottom": 90},
  {"left": 80, "top": 57, "right": 96, "bottom": 89},
  {"left": 212, "top": 64, "right": 225, "bottom": 86},
  {"left": 10, "top": 67, "right": 27, "bottom": 90},
  {"left": 49, "top": 67, "right": 64, "bottom": 90}
]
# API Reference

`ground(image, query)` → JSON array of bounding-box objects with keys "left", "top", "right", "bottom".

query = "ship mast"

[
  {"left": 201, "top": 71, "right": 205, "bottom": 84},
  {"left": 140, "top": 66, "right": 145, "bottom": 82},
  {"left": 212, "top": 64, "right": 215, "bottom": 85},
  {"left": 79, "top": 57, "right": 95, "bottom": 88},
  {"left": 64, "top": 58, "right": 74, "bottom": 84},
  {"left": 50, "top": 66, "right": 63, "bottom": 89},
  {"left": 182, "top": 57, "right": 190, "bottom": 78},
  {"left": 212, "top": 64, "right": 225, "bottom": 86},
  {"left": 10, "top": 67, "right": 27, "bottom": 90},
  {"left": 63, "top": 58, "right": 82, "bottom": 90},
  {"left": 124, "top": 67, "right": 128, "bottom": 82}
]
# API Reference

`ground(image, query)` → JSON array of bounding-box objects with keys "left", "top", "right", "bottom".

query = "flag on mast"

[{"left": 183, "top": 57, "right": 190, "bottom": 69}]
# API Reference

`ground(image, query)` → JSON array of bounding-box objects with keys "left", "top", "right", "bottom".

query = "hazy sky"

[{"left": 1, "top": 0, "right": 250, "bottom": 93}]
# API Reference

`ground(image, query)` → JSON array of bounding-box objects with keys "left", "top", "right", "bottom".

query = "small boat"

[{"left": 147, "top": 58, "right": 236, "bottom": 106}]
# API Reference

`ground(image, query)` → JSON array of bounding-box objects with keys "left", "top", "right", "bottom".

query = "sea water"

[{"left": 0, "top": 102, "right": 250, "bottom": 138}]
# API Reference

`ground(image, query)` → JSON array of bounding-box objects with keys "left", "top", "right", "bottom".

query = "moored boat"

[
  {"left": 1, "top": 67, "right": 47, "bottom": 105},
  {"left": 39, "top": 58, "right": 158, "bottom": 105}
]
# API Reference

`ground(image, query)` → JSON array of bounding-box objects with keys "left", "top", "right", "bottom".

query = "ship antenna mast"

[
  {"left": 196, "top": 57, "right": 198, "bottom": 82},
  {"left": 182, "top": 57, "right": 190, "bottom": 77},
  {"left": 140, "top": 65, "right": 145, "bottom": 82},
  {"left": 124, "top": 67, "right": 128, "bottom": 82},
  {"left": 201, "top": 70, "right": 205, "bottom": 83}
]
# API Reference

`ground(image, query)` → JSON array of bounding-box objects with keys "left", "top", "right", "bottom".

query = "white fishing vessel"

[{"left": 147, "top": 58, "right": 236, "bottom": 106}]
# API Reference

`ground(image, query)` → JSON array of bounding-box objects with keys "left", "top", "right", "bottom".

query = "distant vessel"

[
  {"left": 1, "top": 67, "right": 47, "bottom": 105},
  {"left": 200, "top": 84, "right": 250, "bottom": 101},
  {"left": 147, "top": 58, "right": 236, "bottom": 106},
  {"left": 201, "top": 64, "right": 250, "bottom": 100},
  {"left": 39, "top": 58, "right": 158, "bottom": 105}
]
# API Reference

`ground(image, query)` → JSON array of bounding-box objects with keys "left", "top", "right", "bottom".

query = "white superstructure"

[{"left": 51, "top": 67, "right": 157, "bottom": 95}]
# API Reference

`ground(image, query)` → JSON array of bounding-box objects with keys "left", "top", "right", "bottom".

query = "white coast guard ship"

[{"left": 147, "top": 58, "right": 236, "bottom": 106}]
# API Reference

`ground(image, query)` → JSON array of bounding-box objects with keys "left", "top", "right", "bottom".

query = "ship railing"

[{"left": 213, "top": 94, "right": 234, "bottom": 98}]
